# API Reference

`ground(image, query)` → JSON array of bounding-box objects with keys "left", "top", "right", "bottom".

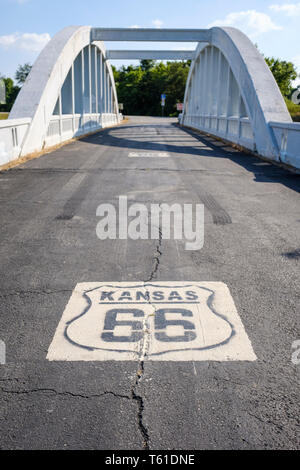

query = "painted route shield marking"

[{"left": 47, "top": 282, "right": 256, "bottom": 361}]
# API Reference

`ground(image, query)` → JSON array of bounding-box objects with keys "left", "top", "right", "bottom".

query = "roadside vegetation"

[
  {"left": 285, "top": 98, "right": 300, "bottom": 122},
  {"left": 112, "top": 59, "right": 190, "bottom": 117},
  {"left": 0, "top": 63, "right": 32, "bottom": 117}
]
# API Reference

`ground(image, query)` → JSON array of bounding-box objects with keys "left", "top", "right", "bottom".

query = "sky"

[{"left": 0, "top": 0, "right": 299, "bottom": 85}]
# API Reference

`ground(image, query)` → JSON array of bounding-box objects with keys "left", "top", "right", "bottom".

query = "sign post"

[{"left": 161, "top": 93, "right": 166, "bottom": 117}]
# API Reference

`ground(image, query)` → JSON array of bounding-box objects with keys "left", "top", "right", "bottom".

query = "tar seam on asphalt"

[{"left": 129, "top": 225, "right": 164, "bottom": 450}]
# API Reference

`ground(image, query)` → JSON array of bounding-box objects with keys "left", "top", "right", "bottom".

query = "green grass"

[
  {"left": 0, "top": 112, "right": 9, "bottom": 120},
  {"left": 285, "top": 98, "right": 300, "bottom": 122}
]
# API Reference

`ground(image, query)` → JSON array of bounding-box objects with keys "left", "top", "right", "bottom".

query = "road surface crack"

[
  {"left": 0, "top": 387, "right": 131, "bottom": 401},
  {"left": 0, "top": 289, "right": 72, "bottom": 298},
  {"left": 131, "top": 361, "right": 150, "bottom": 450},
  {"left": 145, "top": 227, "right": 162, "bottom": 282},
  {"left": 246, "top": 411, "right": 285, "bottom": 432},
  {"left": 1, "top": 382, "right": 151, "bottom": 448},
  {"left": 130, "top": 287, "right": 160, "bottom": 450}
]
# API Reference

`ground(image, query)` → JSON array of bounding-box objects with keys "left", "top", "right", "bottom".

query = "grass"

[
  {"left": 0, "top": 112, "right": 9, "bottom": 120},
  {"left": 285, "top": 98, "right": 300, "bottom": 122}
]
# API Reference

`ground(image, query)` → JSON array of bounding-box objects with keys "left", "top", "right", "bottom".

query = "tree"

[
  {"left": 265, "top": 57, "right": 297, "bottom": 98},
  {"left": 113, "top": 60, "right": 190, "bottom": 117},
  {"left": 0, "top": 77, "right": 20, "bottom": 112},
  {"left": 15, "top": 63, "right": 32, "bottom": 85},
  {"left": 140, "top": 60, "right": 155, "bottom": 72}
]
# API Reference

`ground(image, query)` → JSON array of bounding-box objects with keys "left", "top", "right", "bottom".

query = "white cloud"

[
  {"left": 270, "top": 3, "right": 300, "bottom": 16},
  {"left": 0, "top": 35, "right": 17, "bottom": 47},
  {"left": 130, "top": 25, "right": 141, "bottom": 29},
  {"left": 207, "top": 10, "right": 282, "bottom": 38},
  {"left": 0, "top": 32, "right": 51, "bottom": 52},
  {"left": 152, "top": 19, "right": 164, "bottom": 29}
]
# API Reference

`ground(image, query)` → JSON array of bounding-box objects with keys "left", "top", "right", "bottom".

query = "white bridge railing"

[
  {"left": 46, "top": 113, "right": 120, "bottom": 147},
  {"left": 183, "top": 115, "right": 255, "bottom": 151},
  {"left": 270, "top": 122, "right": 300, "bottom": 170},
  {"left": 0, "top": 113, "right": 121, "bottom": 167},
  {"left": 182, "top": 115, "right": 300, "bottom": 170},
  {"left": 0, "top": 118, "right": 31, "bottom": 166}
]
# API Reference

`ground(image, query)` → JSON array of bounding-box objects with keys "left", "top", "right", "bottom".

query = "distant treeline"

[
  {"left": 112, "top": 60, "right": 191, "bottom": 117},
  {"left": 0, "top": 63, "right": 31, "bottom": 112}
]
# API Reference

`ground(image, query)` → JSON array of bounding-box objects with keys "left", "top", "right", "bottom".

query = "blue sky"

[{"left": 0, "top": 0, "right": 299, "bottom": 85}]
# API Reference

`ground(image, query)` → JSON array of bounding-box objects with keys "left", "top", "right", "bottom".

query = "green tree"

[
  {"left": 265, "top": 57, "right": 297, "bottom": 98},
  {"left": 164, "top": 61, "right": 190, "bottom": 116},
  {"left": 140, "top": 60, "right": 155, "bottom": 72},
  {"left": 114, "top": 65, "right": 144, "bottom": 115},
  {"left": 113, "top": 60, "right": 190, "bottom": 117},
  {"left": 15, "top": 63, "right": 32, "bottom": 85},
  {"left": 0, "top": 77, "right": 20, "bottom": 112}
]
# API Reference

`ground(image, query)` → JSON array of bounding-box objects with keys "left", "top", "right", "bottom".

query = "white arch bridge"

[{"left": 1, "top": 25, "right": 300, "bottom": 169}]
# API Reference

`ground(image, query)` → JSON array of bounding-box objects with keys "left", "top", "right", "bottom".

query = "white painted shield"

[{"left": 47, "top": 282, "right": 257, "bottom": 362}]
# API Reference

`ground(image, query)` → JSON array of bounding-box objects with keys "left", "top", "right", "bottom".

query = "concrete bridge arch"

[
  {"left": 9, "top": 26, "right": 119, "bottom": 155},
  {"left": 2, "top": 25, "right": 298, "bottom": 168}
]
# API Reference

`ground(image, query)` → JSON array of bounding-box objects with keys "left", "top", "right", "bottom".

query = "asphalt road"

[{"left": 0, "top": 116, "right": 299, "bottom": 450}]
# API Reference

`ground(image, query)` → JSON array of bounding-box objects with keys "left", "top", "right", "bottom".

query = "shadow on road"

[{"left": 79, "top": 123, "right": 300, "bottom": 194}]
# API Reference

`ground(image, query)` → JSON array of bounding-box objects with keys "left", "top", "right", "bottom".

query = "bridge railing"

[
  {"left": 183, "top": 115, "right": 254, "bottom": 151},
  {"left": 270, "top": 122, "right": 300, "bottom": 170},
  {"left": 182, "top": 28, "right": 294, "bottom": 164},
  {"left": 0, "top": 118, "right": 31, "bottom": 166},
  {"left": 46, "top": 113, "right": 119, "bottom": 148},
  {"left": 0, "top": 113, "right": 121, "bottom": 167}
]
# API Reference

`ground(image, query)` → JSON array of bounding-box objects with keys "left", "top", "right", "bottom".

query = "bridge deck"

[{"left": 0, "top": 116, "right": 299, "bottom": 449}]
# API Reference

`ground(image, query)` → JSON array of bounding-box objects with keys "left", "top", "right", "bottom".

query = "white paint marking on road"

[
  {"left": 128, "top": 152, "right": 170, "bottom": 158},
  {"left": 47, "top": 282, "right": 257, "bottom": 362}
]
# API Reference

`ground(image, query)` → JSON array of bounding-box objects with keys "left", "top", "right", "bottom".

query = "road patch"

[
  {"left": 128, "top": 152, "right": 170, "bottom": 158},
  {"left": 47, "top": 282, "right": 256, "bottom": 362}
]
